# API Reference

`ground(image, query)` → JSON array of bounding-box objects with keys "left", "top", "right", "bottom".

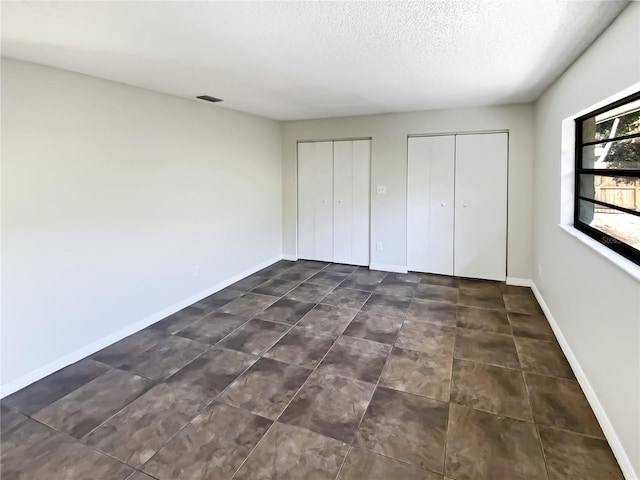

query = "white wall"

[
  {"left": 282, "top": 104, "right": 535, "bottom": 279},
  {"left": 1, "top": 58, "right": 283, "bottom": 390},
  {"left": 533, "top": 3, "right": 640, "bottom": 478}
]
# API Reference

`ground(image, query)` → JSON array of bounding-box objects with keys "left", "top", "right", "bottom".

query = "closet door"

[
  {"left": 297, "top": 141, "right": 334, "bottom": 262},
  {"left": 454, "top": 133, "right": 508, "bottom": 281},
  {"left": 407, "top": 135, "right": 455, "bottom": 275},
  {"left": 333, "top": 140, "right": 371, "bottom": 266}
]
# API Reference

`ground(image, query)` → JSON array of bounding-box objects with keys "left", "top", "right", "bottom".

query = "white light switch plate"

[{"left": 376, "top": 185, "right": 386, "bottom": 194}]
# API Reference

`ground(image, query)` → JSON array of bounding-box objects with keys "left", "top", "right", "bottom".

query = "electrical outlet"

[
  {"left": 538, "top": 264, "right": 542, "bottom": 278},
  {"left": 192, "top": 265, "right": 200, "bottom": 278},
  {"left": 376, "top": 241, "right": 384, "bottom": 251}
]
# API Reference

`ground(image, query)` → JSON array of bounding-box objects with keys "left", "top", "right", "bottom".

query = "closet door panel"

[
  {"left": 454, "top": 133, "right": 508, "bottom": 281},
  {"left": 351, "top": 140, "right": 371, "bottom": 266},
  {"left": 407, "top": 135, "right": 455, "bottom": 275},
  {"left": 333, "top": 140, "right": 371, "bottom": 266},
  {"left": 333, "top": 141, "right": 354, "bottom": 264},
  {"left": 298, "top": 141, "right": 334, "bottom": 262}
]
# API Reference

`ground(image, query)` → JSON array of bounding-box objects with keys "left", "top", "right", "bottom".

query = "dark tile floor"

[{"left": 0, "top": 260, "right": 624, "bottom": 480}]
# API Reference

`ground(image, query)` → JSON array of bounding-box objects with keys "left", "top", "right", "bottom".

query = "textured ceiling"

[{"left": 1, "top": 1, "right": 630, "bottom": 120}]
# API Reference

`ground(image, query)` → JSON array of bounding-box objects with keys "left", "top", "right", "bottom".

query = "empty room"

[{"left": 1, "top": 1, "right": 639, "bottom": 479}]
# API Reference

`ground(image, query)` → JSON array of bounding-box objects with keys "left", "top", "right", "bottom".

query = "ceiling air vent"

[{"left": 196, "top": 95, "right": 223, "bottom": 103}]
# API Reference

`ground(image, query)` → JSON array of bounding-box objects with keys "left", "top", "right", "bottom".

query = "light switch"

[{"left": 376, "top": 185, "right": 387, "bottom": 194}]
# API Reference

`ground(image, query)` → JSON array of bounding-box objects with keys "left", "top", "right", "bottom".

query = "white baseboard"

[
  {"left": 530, "top": 282, "right": 637, "bottom": 480},
  {"left": 506, "top": 276, "right": 534, "bottom": 287},
  {"left": 369, "top": 263, "right": 408, "bottom": 274},
  {"left": 0, "top": 255, "right": 283, "bottom": 399},
  {"left": 281, "top": 254, "right": 298, "bottom": 261}
]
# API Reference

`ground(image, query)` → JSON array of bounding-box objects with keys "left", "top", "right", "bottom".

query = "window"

[{"left": 575, "top": 91, "right": 640, "bottom": 266}]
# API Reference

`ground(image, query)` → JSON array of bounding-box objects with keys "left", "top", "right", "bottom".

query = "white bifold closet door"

[
  {"left": 298, "top": 139, "right": 370, "bottom": 266},
  {"left": 407, "top": 132, "right": 507, "bottom": 281},
  {"left": 407, "top": 135, "right": 455, "bottom": 275},
  {"left": 333, "top": 140, "right": 371, "bottom": 266},
  {"left": 297, "top": 141, "right": 334, "bottom": 262},
  {"left": 454, "top": 133, "right": 508, "bottom": 281}
]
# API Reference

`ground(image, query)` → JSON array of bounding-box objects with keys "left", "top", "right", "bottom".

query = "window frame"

[{"left": 574, "top": 90, "right": 640, "bottom": 266}]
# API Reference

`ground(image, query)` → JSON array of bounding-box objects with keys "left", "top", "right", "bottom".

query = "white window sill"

[{"left": 559, "top": 224, "right": 640, "bottom": 282}]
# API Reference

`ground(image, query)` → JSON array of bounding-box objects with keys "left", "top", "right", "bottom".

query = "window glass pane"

[
  {"left": 581, "top": 137, "right": 640, "bottom": 170},
  {"left": 582, "top": 98, "right": 640, "bottom": 143},
  {"left": 578, "top": 199, "right": 640, "bottom": 250},
  {"left": 579, "top": 175, "right": 640, "bottom": 212}
]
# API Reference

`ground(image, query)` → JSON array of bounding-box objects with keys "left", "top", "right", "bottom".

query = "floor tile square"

[
  {"left": 396, "top": 319, "right": 456, "bottom": 356},
  {"left": 525, "top": 373, "right": 604, "bottom": 437},
  {"left": 407, "top": 298, "right": 457, "bottom": 326},
  {"left": 230, "top": 275, "right": 269, "bottom": 291},
  {"left": 166, "top": 347, "right": 257, "bottom": 400},
  {"left": 307, "top": 270, "right": 349, "bottom": 287},
  {"left": 445, "top": 404, "right": 547, "bottom": 480},
  {"left": 321, "top": 287, "right": 371, "bottom": 309},
  {"left": 142, "top": 403, "right": 271, "bottom": 480},
  {"left": 150, "top": 305, "right": 209, "bottom": 334},
  {"left": 285, "top": 282, "right": 335, "bottom": 303},
  {"left": 216, "top": 318, "right": 290, "bottom": 355},
  {"left": 508, "top": 312, "right": 556, "bottom": 340},
  {"left": 374, "top": 279, "right": 419, "bottom": 297},
  {"left": 454, "top": 328, "right": 519, "bottom": 368},
  {"left": 414, "top": 284, "right": 458, "bottom": 304},
  {"left": 84, "top": 384, "right": 206, "bottom": 467},
  {"left": 1, "top": 419, "right": 134, "bottom": 479},
  {"left": 539, "top": 426, "right": 624, "bottom": 480},
  {"left": 514, "top": 337, "right": 573, "bottom": 378},
  {"left": 317, "top": 336, "right": 390, "bottom": 383},
  {"left": 263, "top": 326, "right": 337, "bottom": 368},
  {"left": 354, "top": 387, "right": 448, "bottom": 472},
  {"left": 458, "top": 279, "right": 502, "bottom": 294},
  {"left": 420, "top": 273, "right": 459, "bottom": 287},
  {"left": 233, "top": 422, "right": 348, "bottom": 480},
  {"left": 118, "top": 334, "right": 208, "bottom": 380},
  {"left": 91, "top": 330, "right": 166, "bottom": 368},
  {"left": 251, "top": 278, "right": 300, "bottom": 296},
  {"left": 254, "top": 298, "right": 316, "bottom": 325},
  {"left": 279, "top": 371, "right": 374, "bottom": 443},
  {"left": 220, "top": 292, "right": 279, "bottom": 317},
  {"left": 191, "top": 287, "right": 244, "bottom": 312},
  {"left": 456, "top": 305, "right": 510, "bottom": 334},
  {"left": 380, "top": 347, "right": 452, "bottom": 401},
  {"left": 458, "top": 288, "right": 505, "bottom": 309},
  {"left": 503, "top": 293, "right": 542, "bottom": 315},
  {"left": 342, "top": 310, "right": 404, "bottom": 344},
  {"left": 277, "top": 267, "right": 319, "bottom": 282},
  {"left": 324, "top": 263, "right": 359, "bottom": 273},
  {"left": 363, "top": 293, "right": 412, "bottom": 317},
  {"left": 218, "top": 357, "right": 311, "bottom": 419},
  {"left": 450, "top": 358, "right": 532, "bottom": 421},
  {"left": 33, "top": 369, "right": 150, "bottom": 438},
  {"left": 337, "top": 448, "right": 441, "bottom": 480},
  {"left": 384, "top": 272, "right": 423, "bottom": 283},
  {"left": 298, "top": 303, "right": 358, "bottom": 335},
  {"left": 296, "top": 260, "right": 331, "bottom": 270},
  {"left": 3, "top": 359, "right": 110, "bottom": 415},
  {"left": 174, "top": 311, "right": 247, "bottom": 344},
  {"left": 0, "top": 404, "right": 27, "bottom": 434},
  {"left": 340, "top": 270, "right": 386, "bottom": 291}
]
